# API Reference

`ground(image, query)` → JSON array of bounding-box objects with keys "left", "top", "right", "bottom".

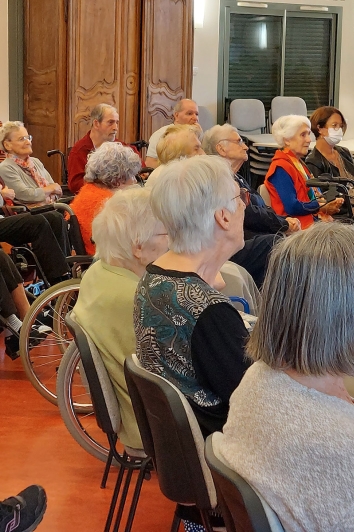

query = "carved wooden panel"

[
  {"left": 140, "top": 0, "right": 193, "bottom": 141},
  {"left": 23, "top": 0, "right": 67, "bottom": 181},
  {"left": 67, "top": 0, "right": 142, "bottom": 146}
]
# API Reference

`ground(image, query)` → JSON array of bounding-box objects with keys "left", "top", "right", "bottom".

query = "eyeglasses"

[
  {"left": 232, "top": 188, "right": 250, "bottom": 206},
  {"left": 219, "top": 138, "right": 246, "bottom": 146},
  {"left": 13, "top": 135, "right": 33, "bottom": 142},
  {"left": 325, "top": 124, "right": 343, "bottom": 131}
]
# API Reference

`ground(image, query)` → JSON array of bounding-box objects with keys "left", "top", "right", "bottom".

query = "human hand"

[
  {"left": 285, "top": 217, "right": 301, "bottom": 234},
  {"left": 1, "top": 185, "right": 16, "bottom": 200},
  {"left": 320, "top": 197, "right": 344, "bottom": 215}
]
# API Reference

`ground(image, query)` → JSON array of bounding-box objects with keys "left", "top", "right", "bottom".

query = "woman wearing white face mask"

[{"left": 306, "top": 106, "right": 354, "bottom": 179}]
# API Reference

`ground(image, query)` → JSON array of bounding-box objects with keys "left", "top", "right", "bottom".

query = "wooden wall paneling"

[
  {"left": 67, "top": 0, "right": 141, "bottom": 147},
  {"left": 24, "top": 0, "right": 67, "bottom": 182},
  {"left": 140, "top": 0, "right": 194, "bottom": 141}
]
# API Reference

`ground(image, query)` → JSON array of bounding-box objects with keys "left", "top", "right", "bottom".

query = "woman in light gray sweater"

[{"left": 216, "top": 222, "right": 354, "bottom": 532}]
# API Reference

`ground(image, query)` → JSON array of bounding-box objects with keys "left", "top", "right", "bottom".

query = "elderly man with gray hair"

[
  {"left": 68, "top": 103, "right": 139, "bottom": 194},
  {"left": 145, "top": 98, "right": 199, "bottom": 169}
]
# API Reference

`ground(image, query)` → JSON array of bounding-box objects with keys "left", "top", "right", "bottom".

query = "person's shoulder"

[
  {"left": 70, "top": 131, "right": 92, "bottom": 153},
  {"left": 337, "top": 145, "right": 352, "bottom": 160},
  {"left": 149, "top": 124, "right": 170, "bottom": 141}
]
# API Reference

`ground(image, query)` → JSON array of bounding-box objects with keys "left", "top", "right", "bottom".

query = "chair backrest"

[
  {"left": 257, "top": 184, "right": 271, "bottom": 207},
  {"left": 65, "top": 312, "right": 121, "bottom": 435},
  {"left": 229, "top": 99, "right": 266, "bottom": 135},
  {"left": 270, "top": 96, "right": 307, "bottom": 125},
  {"left": 198, "top": 106, "right": 216, "bottom": 132},
  {"left": 124, "top": 354, "right": 217, "bottom": 509},
  {"left": 220, "top": 261, "right": 261, "bottom": 316},
  {"left": 205, "top": 433, "right": 285, "bottom": 532}
]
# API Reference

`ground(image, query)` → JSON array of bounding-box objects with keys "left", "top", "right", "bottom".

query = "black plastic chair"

[
  {"left": 124, "top": 354, "right": 217, "bottom": 532},
  {"left": 205, "top": 433, "right": 285, "bottom": 532},
  {"left": 65, "top": 313, "right": 152, "bottom": 532}
]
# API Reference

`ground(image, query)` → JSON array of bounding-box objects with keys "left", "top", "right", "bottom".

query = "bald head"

[{"left": 173, "top": 99, "right": 199, "bottom": 126}]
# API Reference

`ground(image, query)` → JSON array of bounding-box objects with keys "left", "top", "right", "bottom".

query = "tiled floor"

[{"left": 0, "top": 338, "right": 176, "bottom": 531}]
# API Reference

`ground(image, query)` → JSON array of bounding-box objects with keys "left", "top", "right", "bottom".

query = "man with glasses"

[{"left": 202, "top": 124, "right": 301, "bottom": 286}]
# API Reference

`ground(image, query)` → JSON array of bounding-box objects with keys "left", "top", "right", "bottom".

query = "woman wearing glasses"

[
  {"left": 306, "top": 106, "right": 354, "bottom": 179},
  {"left": 134, "top": 155, "right": 251, "bottom": 437},
  {"left": 0, "top": 121, "right": 62, "bottom": 204},
  {"left": 265, "top": 115, "right": 343, "bottom": 229}
]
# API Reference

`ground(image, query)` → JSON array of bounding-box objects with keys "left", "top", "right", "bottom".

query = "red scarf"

[{"left": 7, "top": 153, "right": 49, "bottom": 188}]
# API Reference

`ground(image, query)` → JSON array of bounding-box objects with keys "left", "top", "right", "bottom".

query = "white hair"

[
  {"left": 84, "top": 142, "right": 141, "bottom": 188},
  {"left": 272, "top": 115, "right": 311, "bottom": 147},
  {"left": 92, "top": 186, "right": 158, "bottom": 264},
  {"left": 150, "top": 155, "right": 237, "bottom": 254},
  {"left": 0, "top": 121, "right": 24, "bottom": 151},
  {"left": 202, "top": 124, "right": 238, "bottom": 155}
]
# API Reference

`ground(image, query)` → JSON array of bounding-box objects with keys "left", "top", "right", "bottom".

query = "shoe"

[
  {"left": 36, "top": 307, "right": 53, "bottom": 329},
  {"left": 5, "top": 333, "right": 20, "bottom": 360},
  {"left": 29, "top": 324, "right": 52, "bottom": 348},
  {"left": 0, "top": 485, "right": 47, "bottom": 532}
]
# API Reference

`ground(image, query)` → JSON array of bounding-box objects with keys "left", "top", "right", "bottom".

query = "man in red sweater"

[{"left": 68, "top": 104, "right": 139, "bottom": 193}]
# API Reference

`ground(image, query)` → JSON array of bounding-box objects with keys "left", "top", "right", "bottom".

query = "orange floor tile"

[{"left": 0, "top": 336, "right": 176, "bottom": 531}]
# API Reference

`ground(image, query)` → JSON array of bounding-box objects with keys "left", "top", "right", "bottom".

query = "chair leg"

[
  {"left": 112, "top": 468, "right": 134, "bottom": 532},
  {"left": 101, "top": 447, "right": 114, "bottom": 489},
  {"left": 124, "top": 457, "right": 152, "bottom": 532},
  {"left": 104, "top": 464, "right": 126, "bottom": 532},
  {"left": 170, "top": 506, "right": 181, "bottom": 532},
  {"left": 200, "top": 510, "right": 214, "bottom": 532}
]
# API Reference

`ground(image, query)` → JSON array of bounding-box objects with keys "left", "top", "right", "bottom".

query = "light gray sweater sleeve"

[{"left": 0, "top": 158, "right": 53, "bottom": 203}]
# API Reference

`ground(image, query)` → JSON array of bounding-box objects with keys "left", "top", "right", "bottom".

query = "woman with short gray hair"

[
  {"left": 69, "top": 141, "right": 140, "bottom": 254},
  {"left": 216, "top": 222, "right": 354, "bottom": 531},
  {"left": 73, "top": 186, "right": 168, "bottom": 450},
  {"left": 265, "top": 114, "right": 343, "bottom": 229},
  {"left": 134, "top": 155, "right": 251, "bottom": 436}
]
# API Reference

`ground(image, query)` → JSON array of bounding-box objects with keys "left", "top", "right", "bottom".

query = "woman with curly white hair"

[
  {"left": 70, "top": 141, "right": 141, "bottom": 254},
  {"left": 264, "top": 114, "right": 343, "bottom": 229}
]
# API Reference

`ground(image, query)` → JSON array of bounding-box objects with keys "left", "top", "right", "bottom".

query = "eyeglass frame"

[
  {"left": 231, "top": 187, "right": 250, "bottom": 206},
  {"left": 8, "top": 134, "right": 33, "bottom": 143},
  {"left": 218, "top": 137, "right": 246, "bottom": 146}
]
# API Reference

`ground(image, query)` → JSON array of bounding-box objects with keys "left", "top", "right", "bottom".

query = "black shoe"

[
  {"left": 36, "top": 307, "right": 53, "bottom": 329},
  {"left": 28, "top": 324, "right": 52, "bottom": 349},
  {"left": 5, "top": 333, "right": 20, "bottom": 360},
  {"left": 0, "top": 485, "right": 47, "bottom": 532}
]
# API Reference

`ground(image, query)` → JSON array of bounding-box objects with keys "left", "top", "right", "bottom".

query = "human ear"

[
  {"left": 214, "top": 208, "right": 231, "bottom": 230},
  {"left": 132, "top": 243, "right": 142, "bottom": 260}
]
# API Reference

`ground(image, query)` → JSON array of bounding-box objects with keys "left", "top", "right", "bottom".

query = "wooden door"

[
  {"left": 23, "top": 0, "right": 67, "bottom": 181},
  {"left": 140, "top": 0, "right": 194, "bottom": 141},
  {"left": 67, "top": 0, "right": 142, "bottom": 147}
]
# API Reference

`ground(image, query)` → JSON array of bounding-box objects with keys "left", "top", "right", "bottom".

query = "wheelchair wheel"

[
  {"left": 57, "top": 342, "right": 110, "bottom": 463},
  {"left": 19, "top": 279, "right": 81, "bottom": 405}
]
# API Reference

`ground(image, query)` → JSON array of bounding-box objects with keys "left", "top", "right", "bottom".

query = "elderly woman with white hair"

[
  {"left": 215, "top": 222, "right": 354, "bottom": 531},
  {"left": 134, "top": 155, "right": 251, "bottom": 437},
  {"left": 0, "top": 121, "right": 63, "bottom": 204},
  {"left": 69, "top": 141, "right": 141, "bottom": 254},
  {"left": 73, "top": 187, "right": 169, "bottom": 450},
  {"left": 265, "top": 114, "right": 343, "bottom": 229}
]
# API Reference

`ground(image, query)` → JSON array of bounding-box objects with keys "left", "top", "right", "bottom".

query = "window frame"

[{"left": 218, "top": 1, "right": 343, "bottom": 124}]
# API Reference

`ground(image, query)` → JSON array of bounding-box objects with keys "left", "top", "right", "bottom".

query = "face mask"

[{"left": 324, "top": 128, "right": 343, "bottom": 147}]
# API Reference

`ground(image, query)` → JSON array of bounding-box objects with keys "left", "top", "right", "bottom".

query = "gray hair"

[
  {"left": 92, "top": 186, "right": 158, "bottom": 264},
  {"left": 202, "top": 124, "right": 238, "bottom": 155},
  {"left": 150, "top": 155, "right": 237, "bottom": 254},
  {"left": 90, "top": 104, "right": 118, "bottom": 125},
  {"left": 0, "top": 121, "right": 24, "bottom": 151},
  {"left": 272, "top": 114, "right": 311, "bottom": 147},
  {"left": 173, "top": 98, "right": 198, "bottom": 114},
  {"left": 247, "top": 222, "right": 354, "bottom": 376},
  {"left": 84, "top": 142, "right": 141, "bottom": 188}
]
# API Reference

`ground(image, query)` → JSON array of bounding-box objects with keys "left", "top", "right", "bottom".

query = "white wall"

[
  {"left": 0, "top": 1, "right": 9, "bottom": 121},
  {"left": 193, "top": 0, "right": 354, "bottom": 137}
]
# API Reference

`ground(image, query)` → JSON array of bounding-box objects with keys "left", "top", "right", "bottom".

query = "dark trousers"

[
  {"left": 0, "top": 249, "right": 23, "bottom": 317},
  {"left": 230, "top": 234, "right": 283, "bottom": 288},
  {"left": 0, "top": 212, "right": 69, "bottom": 281}
]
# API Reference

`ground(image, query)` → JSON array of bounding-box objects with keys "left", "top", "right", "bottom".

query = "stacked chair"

[{"left": 229, "top": 98, "right": 277, "bottom": 189}]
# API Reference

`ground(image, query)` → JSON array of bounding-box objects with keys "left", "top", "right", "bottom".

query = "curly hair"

[{"left": 84, "top": 142, "right": 141, "bottom": 188}]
